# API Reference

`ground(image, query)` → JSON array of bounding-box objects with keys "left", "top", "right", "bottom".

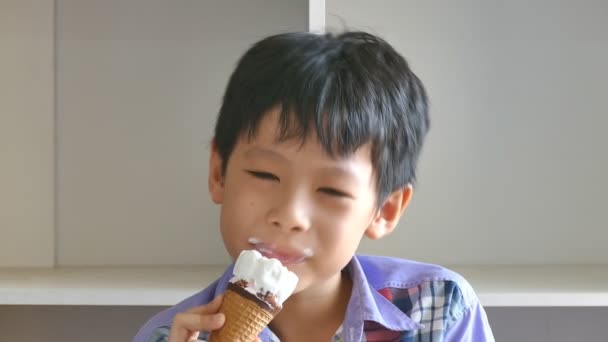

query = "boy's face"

[{"left": 209, "top": 108, "right": 410, "bottom": 295}]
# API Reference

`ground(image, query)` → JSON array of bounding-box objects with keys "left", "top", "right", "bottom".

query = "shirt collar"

[
  {"left": 342, "top": 255, "right": 423, "bottom": 341},
  {"left": 212, "top": 263, "right": 234, "bottom": 298}
]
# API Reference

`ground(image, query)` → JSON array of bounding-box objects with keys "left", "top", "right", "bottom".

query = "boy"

[{"left": 134, "top": 31, "right": 494, "bottom": 342}]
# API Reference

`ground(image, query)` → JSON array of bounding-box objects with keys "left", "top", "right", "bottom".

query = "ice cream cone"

[
  {"left": 209, "top": 286, "right": 277, "bottom": 342},
  {"left": 209, "top": 250, "right": 299, "bottom": 341}
]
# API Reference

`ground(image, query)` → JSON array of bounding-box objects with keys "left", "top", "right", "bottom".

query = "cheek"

[
  {"left": 223, "top": 176, "right": 264, "bottom": 212},
  {"left": 315, "top": 212, "right": 366, "bottom": 253},
  {"left": 313, "top": 202, "right": 374, "bottom": 256},
  {"left": 219, "top": 185, "right": 270, "bottom": 257},
  {"left": 316, "top": 200, "right": 372, "bottom": 233}
]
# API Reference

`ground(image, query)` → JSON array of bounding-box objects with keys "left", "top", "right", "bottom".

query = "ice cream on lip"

[
  {"left": 247, "top": 237, "right": 314, "bottom": 265},
  {"left": 230, "top": 249, "right": 299, "bottom": 310}
]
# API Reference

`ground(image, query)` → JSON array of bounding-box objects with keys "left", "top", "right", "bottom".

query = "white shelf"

[
  {"left": 452, "top": 265, "right": 608, "bottom": 307},
  {"left": 0, "top": 266, "right": 225, "bottom": 306},
  {"left": 1, "top": 265, "right": 607, "bottom": 307}
]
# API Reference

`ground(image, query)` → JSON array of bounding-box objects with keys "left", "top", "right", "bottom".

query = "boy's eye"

[
  {"left": 246, "top": 170, "right": 280, "bottom": 182},
  {"left": 319, "top": 187, "right": 351, "bottom": 198}
]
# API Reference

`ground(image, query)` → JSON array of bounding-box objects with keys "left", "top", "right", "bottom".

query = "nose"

[{"left": 266, "top": 188, "right": 311, "bottom": 233}]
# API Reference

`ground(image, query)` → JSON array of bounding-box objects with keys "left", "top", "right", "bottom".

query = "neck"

[{"left": 269, "top": 270, "right": 353, "bottom": 341}]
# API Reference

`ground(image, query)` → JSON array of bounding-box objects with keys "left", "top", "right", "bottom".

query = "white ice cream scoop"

[{"left": 232, "top": 249, "right": 299, "bottom": 305}]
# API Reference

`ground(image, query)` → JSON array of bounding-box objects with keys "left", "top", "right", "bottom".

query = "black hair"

[{"left": 213, "top": 31, "right": 430, "bottom": 205}]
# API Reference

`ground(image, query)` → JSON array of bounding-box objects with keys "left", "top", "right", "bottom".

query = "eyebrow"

[
  {"left": 243, "top": 147, "right": 360, "bottom": 184},
  {"left": 243, "top": 147, "right": 287, "bottom": 162},
  {"left": 317, "top": 166, "right": 359, "bottom": 184}
]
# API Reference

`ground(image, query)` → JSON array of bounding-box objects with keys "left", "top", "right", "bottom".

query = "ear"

[
  {"left": 208, "top": 141, "right": 225, "bottom": 204},
  {"left": 365, "top": 184, "right": 413, "bottom": 240}
]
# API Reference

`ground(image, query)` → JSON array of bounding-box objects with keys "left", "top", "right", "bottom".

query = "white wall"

[
  {"left": 55, "top": 0, "right": 308, "bottom": 266},
  {"left": 0, "top": 0, "right": 55, "bottom": 267},
  {"left": 328, "top": 0, "right": 608, "bottom": 265},
  {"left": 55, "top": 0, "right": 608, "bottom": 267},
  {"left": 3, "top": 0, "right": 606, "bottom": 268}
]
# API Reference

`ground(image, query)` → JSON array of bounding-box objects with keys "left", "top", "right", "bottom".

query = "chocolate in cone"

[{"left": 209, "top": 286, "right": 279, "bottom": 342}]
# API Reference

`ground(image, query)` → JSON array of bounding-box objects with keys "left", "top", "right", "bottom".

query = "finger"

[
  {"left": 168, "top": 312, "right": 225, "bottom": 342},
  {"left": 168, "top": 295, "right": 225, "bottom": 342},
  {"left": 176, "top": 311, "right": 225, "bottom": 331}
]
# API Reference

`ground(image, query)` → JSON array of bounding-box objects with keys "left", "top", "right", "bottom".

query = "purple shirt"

[{"left": 133, "top": 255, "right": 494, "bottom": 341}]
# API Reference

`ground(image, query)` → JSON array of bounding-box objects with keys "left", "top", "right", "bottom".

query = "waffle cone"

[{"left": 209, "top": 287, "right": 278, "bottom": 342}]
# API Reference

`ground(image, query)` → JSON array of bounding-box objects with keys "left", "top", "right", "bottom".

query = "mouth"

[{"left": 248, "top": 237, "right": 313, "bottom": 265}]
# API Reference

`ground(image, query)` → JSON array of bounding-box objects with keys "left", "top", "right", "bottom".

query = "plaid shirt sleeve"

[{"left": 380, "top": 280, "right": 494, "bottom": 342}]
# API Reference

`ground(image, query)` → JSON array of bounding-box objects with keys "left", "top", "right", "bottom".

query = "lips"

[{"left": 251, "top": 243, "right": 309, "bottom": 265}]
